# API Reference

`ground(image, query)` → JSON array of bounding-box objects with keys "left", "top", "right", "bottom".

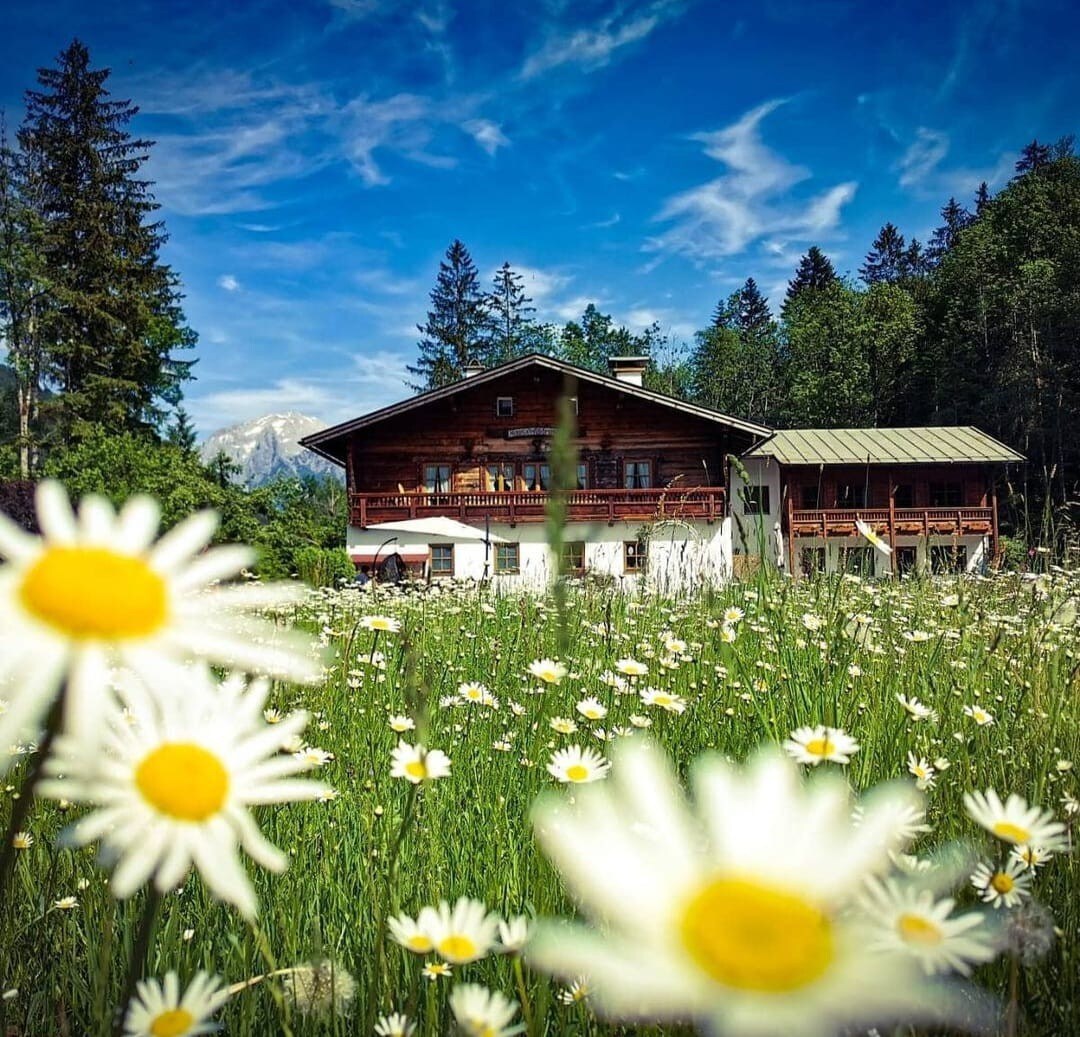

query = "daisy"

[
  {"left": 896, "top": 695, "right": 938, "bottom": 722},
  {"left": 529, "top": 739, "right": 973, "bottom": 1035},
  {"left": 1010, "top": 844, "right": 1054, "bottom": 870},
  {"left": 547, "top": 746, "right": 611, "bottom": 784},
  {"left": 902, "top": 631, "right": 932, "bottom": 643},
  {"left": 528, "top": 659, "right": 567, "bottom": 685},
  {"left": 39, "top": 669, "right": 325, "bottom": 918},
  {"left": 722, "top": 606, "right": 744, "bottom": 624},
  {"left": 783, "top": 725, "right": 860, "bottom": 766},
  {"left": 458, "top": 682, "right": 489, "bottom": 705},
  {"left": 388, "top": 715, "right": 416, "bottom": 733},
  {"left": 963, "top": 705, "right": 995, "bottom": 727},
  {"left": 963, "top": 789, "right": 1068, "bottom": 851},
  {"left": 361, "top": 615, "right": 400, "bottom": 633},
  {"left": 718, "top": 625, "right": 737, "bottom": 645},
  {"left": 498, "top": 915, "right": 531, "bottom": 953},
  {"left": 427, "top": 897, "right": 501, "bottom": 963},
  {"left": 375, "top": 1013, "right": 416, "bottom": 1037},
  {"left": 549, "top": 717, "right": 578, "bottom": 735},
  {"left": 388, "top": 908, "right": 438, "bottom": 954},
  {"left": 856, "top": 519, "right": 892, "bottom": 555},
  {"left": 906, "top": 754, "right": 936, "bottom": 790},
  {"left": 971, "top": 860, "right": 1031, "bottom": 908},
  {"left": 860, "top": 878, "right": 997, "bottom": 976},
  {"left": 11, "top": 832, "right": 32, "bottom": 850},
  {"left": 422, "top": 962, "right": 451, "bottom": 981},
  {"left": 123, "top": 971, "right": 230, "bottom": 1037},
  {"left": 615, "top": 659, "right": 648, "bottom": 678},
  {"left": 557, "top": 977, "right": 593, "bottom": 1004},
  {"left": 390, "top": 742, "right": 451, "bottom": 784},
  {"left": 639, "top": 688, "right": 687, "bottom": 714},
  {"left": 576, "top": 697, "right": 607, "bottom": 721},
  {"left": 449, "top": 984, "right": 523, "bottom": 1037},
  {"left": 0, "top": 483, "right": 318, "bottom": 763}
]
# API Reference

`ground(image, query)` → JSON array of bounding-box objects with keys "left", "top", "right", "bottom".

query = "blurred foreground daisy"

[
  {"left": 390, "top": 741, "right": 451, "bottom": 783},
  {"left": 0, "top": 482, "right": 318, "bottom": 762},
  {"left": 963, "top": 789, "right": 1068, "bottom": 851},
  {"left": 427, "top": 896, "right": 501, "bottom": 963},
  {"left": 856, "top": 518, "right": 892, "bottom": 555},
  {"left": 449, "top": 984, "right": 523, "bottom": 1037},
  {"left": 39, "top": 668, "right": 327, "bottom": 917},
  {"left": 529, "top": 739, "right": 993, "bottom": 1036},
  {"left": 123, "top": 971, "right": 229, "bottom": 1037}
]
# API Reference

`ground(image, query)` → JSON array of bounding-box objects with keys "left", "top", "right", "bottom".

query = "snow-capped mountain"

[{"left": 199, "top": 412, "right": 342, "bottom": 486}]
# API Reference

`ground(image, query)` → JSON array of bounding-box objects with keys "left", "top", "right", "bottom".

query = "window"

[
  {"left": 840, "top": 546, "right": 874, "bottom": 575},
  {"left": 895, "top": 546, "right": 918, "bottom": 576},
  {"left": 486, "top": 463, "right": 515, "bottom": 491},
  {"left": 576, "top": 462, "right": 588, "bottom": 489},
  {"left": 429, "top": 544, "right": 454, "bottom": 577},
  {"left": 801, "top": 484, "right": 820, "bottom": 509},
  {"left": 624, "top": 540, "right": 648, "bottom": 572},
  {"left": 496, "top": 396, "right": 514, "bottom": 418},
  {"left": 741, "top": 485, "right": 771, "bottom": 515},
  {"left": 931, "top": 544, "right": 967, "bottom": 574},
  {"left": 624, "top": 460, "right": 652, "bottom": 489},
  {"left": 836, "top": 484, "right": 867, "bottom": 509},
  {"left": 423, "top": 464, "right": 452, "bottom": 493},
  {"left": 893, "top": 484, "right": 915, "bottom": 508},
  {"left": 523, "top": 463, "right": 551, "bottom": 491},
  {"left": 929, "top": 482, "right": 962, "bottom": 507},
  {"left": 561, "top": 541, "right": 586, "bottom": 574},
  {"left": 800, "top": 546, "right": 826, "bottom": 575},
  {"left": 495, "top": 542, "right": 520, "bottom": 573}
]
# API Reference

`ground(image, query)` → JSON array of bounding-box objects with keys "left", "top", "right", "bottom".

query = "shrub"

[{"left": 294, "top": 546, "right": 355, "bottom": 587}]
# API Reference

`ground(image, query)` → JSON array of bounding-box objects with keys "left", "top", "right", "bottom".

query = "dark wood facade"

[{"left": 331, "top": 364, "right": 760, "bottom": 528}]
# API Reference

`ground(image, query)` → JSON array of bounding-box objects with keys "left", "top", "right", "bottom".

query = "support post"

[
  {"left": 786, "top": 492, "right": 797, "bottom": 578},
  {"left": 887, "top": 475, "right": 897, "bottom": 576},
  {"left": 990, "top": 481, "right": 1000, "bottom": 565}
]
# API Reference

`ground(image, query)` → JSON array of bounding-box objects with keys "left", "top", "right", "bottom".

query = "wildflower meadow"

[{"left": 1, "top": 483, "right": 1079, "bottom": 1036}]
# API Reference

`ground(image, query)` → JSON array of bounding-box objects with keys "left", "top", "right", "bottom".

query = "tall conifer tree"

[
  {"left": 480, "top": 262, "right": 537, "bottom": 364},
  {"left": 18, "top": 40, "right": 194, "bottom": 439},
  {"left": 782, "top": 246, "right": 836, "bottom": 317},
  {"left": 409, "top": 239, "right": 488, "bottom": 389},
  {"left": 860, "top": 223, "right": 907, "bottom": 284}
]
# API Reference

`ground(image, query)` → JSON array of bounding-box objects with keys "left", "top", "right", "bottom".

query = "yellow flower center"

[
  {"left": 991, "top": 872, "right": 1015, "bottom": 894},
  {"left": 992, "top": 821, "right": 1031, "bottom": 844},
  {"left": 805, "top": 738, "right": 834, "bottom": 757},
  {"left": 680, "top": 876, "right": 834, "bottom": 992},
  {"left": 437, "top": 934, "right": 478, "bottom": 961},
  {"left": 20, "top": 546, "right": 168, "bottom": 641},
  {"left": 135, "top": 743, "right": 229, "bottom": 821},
  {"left": 404, "top": 761, "right": 427, "bottom": 780},
  {"left": 150, "top": 1009, "right": 194, "bottom": 1037},
  {"left": 565, "top": 764, "right": 590, "bottom": 782},
  {"left": 406, "top": 934, "right": 433, "bottom": 953},
  {"left": 896, "top": 913, "right": 943, "bottom": 946}
]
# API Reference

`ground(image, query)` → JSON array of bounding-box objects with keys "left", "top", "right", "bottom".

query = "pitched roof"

[
  {"left": 300, "top": 353, "right": 771, "bottom": 464},
  {"left": 744, "top": 427, "right": 1024, "bottom": 466}
]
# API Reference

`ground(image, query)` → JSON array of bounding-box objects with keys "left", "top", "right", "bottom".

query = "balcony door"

[{"left": 423, "top": 464, "right": 452, "bottom": 494}]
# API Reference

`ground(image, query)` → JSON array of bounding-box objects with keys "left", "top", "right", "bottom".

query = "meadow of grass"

[{"left": 2, "top": 567, "right": 1079, "bottom": 1035}]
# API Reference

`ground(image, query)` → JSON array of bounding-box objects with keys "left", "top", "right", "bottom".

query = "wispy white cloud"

[
  {"left": 462, "top": 118, "right": 509, "bottom": 155},
  {"left": 217, "top": 274, "right": 241, "bottom": 292},
  {"left": 648, "top": 99, "right": 858, "bottom": 264},
  {"left": 897, "top": 128, "right": 950, "bottom": 188},
  {"left": 521, "top": 1, "right": 683, "bottom": 79}
]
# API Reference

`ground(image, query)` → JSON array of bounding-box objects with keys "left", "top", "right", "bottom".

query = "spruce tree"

[
  {"left": 18, "top": 40, "right": 195, "bottom": 439},
  {"left": 409, "top": 239, "right": 488, "bottom": 389},
  {"left": 557, "top": 304, "right": 640, "bottom": 374},
  {"left": 480, "top": 262, "right": 537, "bottom": 364},
  {"left": 974, "top": 181, "right": 991, "bottom": 215},
  {"left": 166, "top": 406, "right": 197, "bottom": 455},
  {"left": 903, "top": 238, "right": 927, "bottom": 279},
  {"left": 782, "top": 246, "right": 836, "bottom": 317},
  {"left": 928, "top": 197, "right": 971, "bottom": 264},
  {"left": 860, "top": 223, "right": 907, "bottom": 284},
  {"left": 1015, "top": 139, "right": 1052, "bottom": 174}
]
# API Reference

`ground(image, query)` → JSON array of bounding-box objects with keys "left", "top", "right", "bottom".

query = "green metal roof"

[{"left": 744, "top": 427, "right": 1024, "bottom": 465}]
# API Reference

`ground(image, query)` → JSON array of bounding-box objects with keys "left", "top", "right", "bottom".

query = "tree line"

[{"left": 411, "top": 139, "right": 1080, "bottom": 543}]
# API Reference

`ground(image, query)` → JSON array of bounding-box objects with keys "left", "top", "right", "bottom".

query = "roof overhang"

[{"left": 300, "top": 353, "right": 772, "bottom": 466}]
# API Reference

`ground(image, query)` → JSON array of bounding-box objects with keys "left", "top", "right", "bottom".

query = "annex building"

[{"left": 301, "top": 354, "right": 1023, "bottom": 589}]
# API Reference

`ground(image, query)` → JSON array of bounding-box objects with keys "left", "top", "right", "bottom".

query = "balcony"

[
  {"left": 788, "top": 506, "right": 995, "bottom": 539},
  {"left": 351, "top": 487, "right": 726, "bottom": 528}
]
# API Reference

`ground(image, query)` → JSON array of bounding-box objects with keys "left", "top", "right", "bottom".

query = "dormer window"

[{"left": 496, "top": 396, "right": 514, "bottom": 418}]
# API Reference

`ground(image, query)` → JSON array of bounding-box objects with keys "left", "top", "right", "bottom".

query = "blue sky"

[{"left": 1, "top": 0, "right": 1076, "bottom": 434}]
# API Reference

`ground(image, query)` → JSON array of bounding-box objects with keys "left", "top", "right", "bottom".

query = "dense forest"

[{"left": 2, "top": 41, "right": 1079, "bottom": 562}]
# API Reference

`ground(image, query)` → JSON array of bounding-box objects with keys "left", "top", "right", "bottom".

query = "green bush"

[{"left": 294, "top": 545, "right": 354, "bottom": 587}]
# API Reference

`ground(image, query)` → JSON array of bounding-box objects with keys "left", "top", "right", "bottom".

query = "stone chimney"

[
  {"left": 462, "top": 363, "right": 485, "bottom": 379},
  {"left": 607, "top": 355, "right": 649, "bottom": 386}
]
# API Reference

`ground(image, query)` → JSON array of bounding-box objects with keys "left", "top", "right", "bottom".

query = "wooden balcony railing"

[
  {"left": 351, "top": 487, "right": 726, "bottom": 528},
  {"left": 788, "top": 506, "right": 994, "bottom": 539}
]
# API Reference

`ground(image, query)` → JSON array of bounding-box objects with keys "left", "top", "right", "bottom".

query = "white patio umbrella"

[{"left": 364, "top": 517, "right": 507, "bottom": 542}]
